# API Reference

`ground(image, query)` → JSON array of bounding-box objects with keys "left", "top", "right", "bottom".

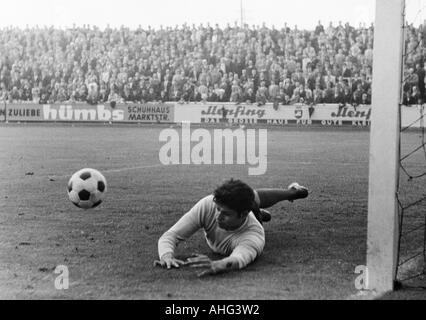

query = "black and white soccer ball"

[{"left": 67, "top": 168, "right": 107, "bottom": 209}]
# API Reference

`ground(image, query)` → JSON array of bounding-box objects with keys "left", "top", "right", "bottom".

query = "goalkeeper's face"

[{"left": 214, "top": 202, "right": 247, "bottom": 231}]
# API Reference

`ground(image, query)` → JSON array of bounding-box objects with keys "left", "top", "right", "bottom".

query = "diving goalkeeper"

[{"left": 154, "top": 179, "right": 308, "bottom": 276}]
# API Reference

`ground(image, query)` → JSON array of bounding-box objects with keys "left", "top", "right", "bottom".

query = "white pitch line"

[
  {"left": 48, "top": 164, "right": 165, "bottom": 179},
  {"left": 103, "top": 164, "right": 165, "bottom": 173},
  {"left": 31, "top": 160, "right": 368, "bottom": 181}
]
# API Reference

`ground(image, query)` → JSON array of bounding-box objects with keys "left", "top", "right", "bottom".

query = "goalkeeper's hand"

[
  {"left": 154, "top": 252, "right": 186, "bottom": 269},
  {"left": 185, "top": 254, "right": 218, "bottom": 277},
  {"left": 185, "top": 254, "right": 240, "bottom": 277}
]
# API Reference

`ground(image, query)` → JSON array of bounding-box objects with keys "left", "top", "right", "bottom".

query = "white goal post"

[{"left": 366, "top": 0, "right": 405, "bottom": 293}]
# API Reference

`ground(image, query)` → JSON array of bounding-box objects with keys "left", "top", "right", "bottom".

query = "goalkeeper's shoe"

[
  {"left": 259, "top": 209, "right": 272, "bottom": 222},
  {"left": 288, "top": 182, "right": 309, "bottom": 202}
]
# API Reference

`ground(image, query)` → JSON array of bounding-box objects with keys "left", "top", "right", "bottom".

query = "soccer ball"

[{"left": 67, "top": 168, "right": 107, "bottom": 209}]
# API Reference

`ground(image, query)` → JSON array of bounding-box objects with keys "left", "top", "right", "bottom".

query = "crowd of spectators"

[{"left": 0, "top": 21, "right": 425, "bottom": 106}]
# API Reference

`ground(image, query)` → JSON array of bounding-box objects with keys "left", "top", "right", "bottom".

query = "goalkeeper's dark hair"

[{"left": 213, "top": 179, "right": 254, "bottom": 215}]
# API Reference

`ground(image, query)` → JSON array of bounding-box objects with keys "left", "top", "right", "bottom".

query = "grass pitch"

[{"left": 0, "top": 123, "right": 424, "bottom": 299}]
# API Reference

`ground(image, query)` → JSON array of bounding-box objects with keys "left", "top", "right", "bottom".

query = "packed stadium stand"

[{"left": 0, "top": 21, "right": 425, "bottom": 105}]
